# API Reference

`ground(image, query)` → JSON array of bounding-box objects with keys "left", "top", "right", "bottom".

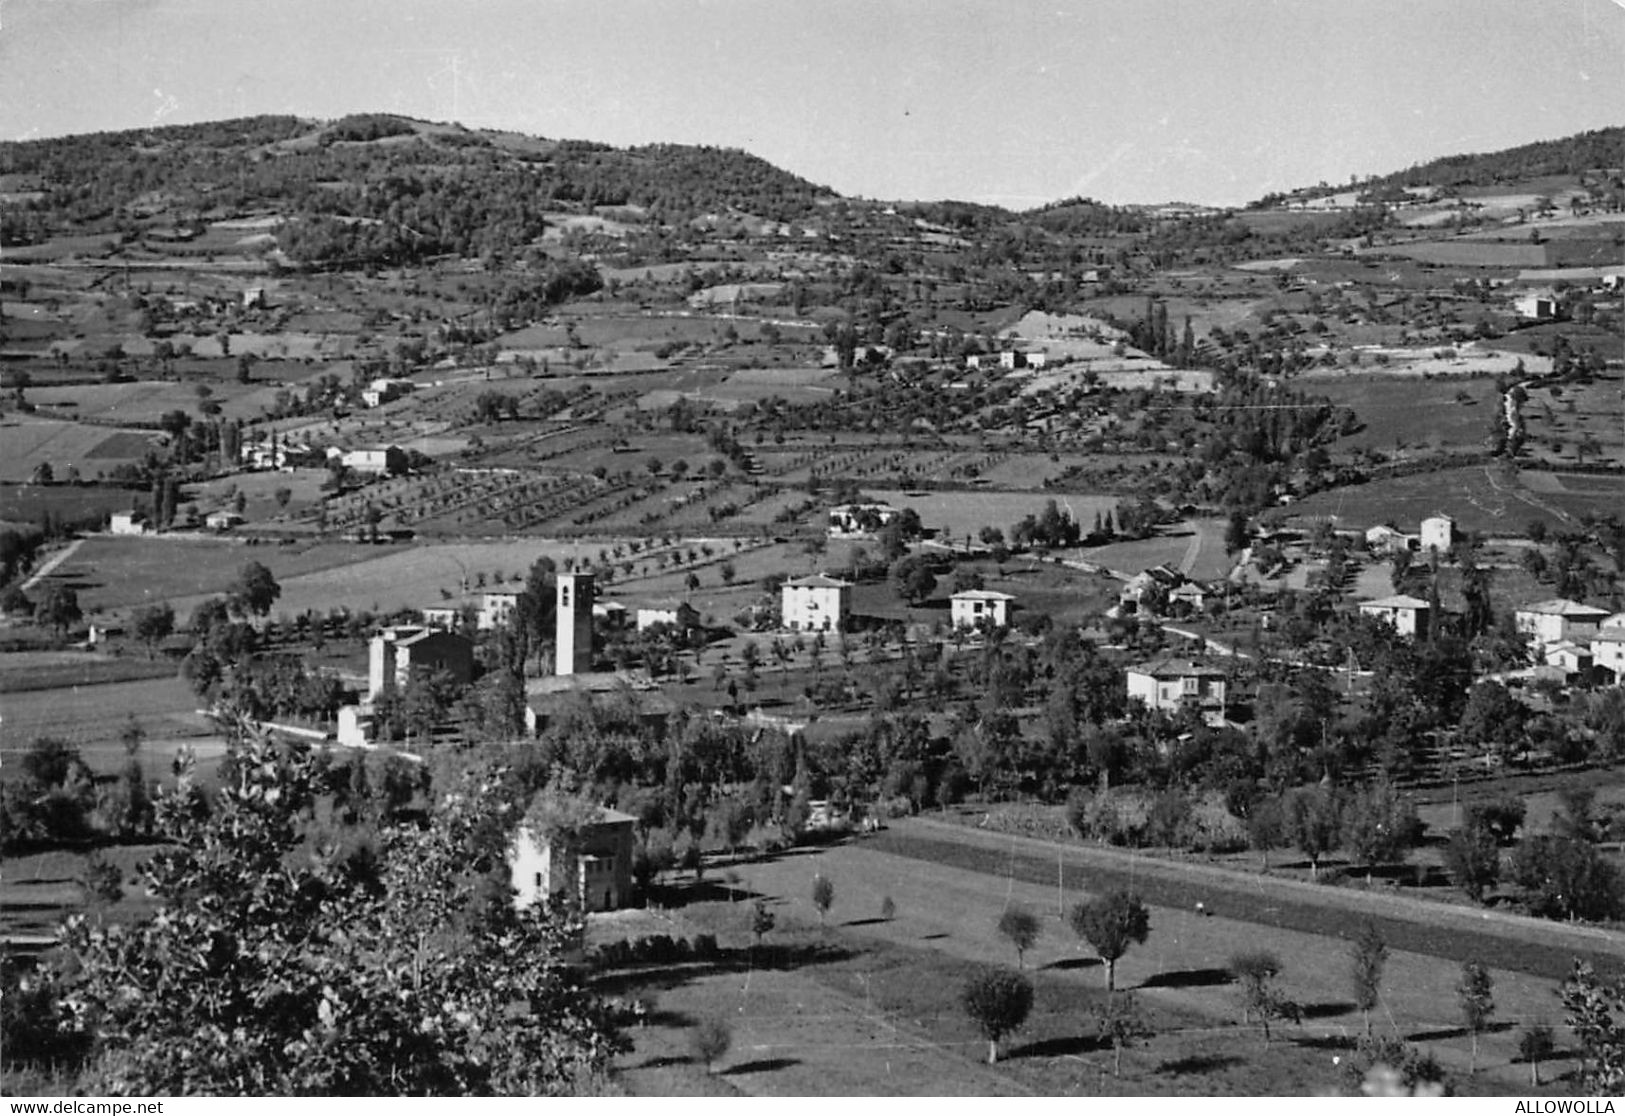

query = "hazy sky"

[{"left": 3, "top": 0, "right": 1622, "bottom": 208}]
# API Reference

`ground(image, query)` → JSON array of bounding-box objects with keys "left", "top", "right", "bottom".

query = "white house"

[
  {"left": 204, "top": 510, "right": 244, "bottom": 532},
  {"left": 1419, "top": 514, "right": 1457, "bottom": 554},
  {"left": 478, "top": 591, "right": 519, "bottom": 631},
  {"left": 361, "top": 378, "right": 417, "bottom": 408},
  {"left": 1125, "top": 658, "right": 1228, "bottom": 725},
  {"left": 1513, "top": 294, "right": 1559, "bottom": 321},
  {"left": 781, "top": 573, "right": 852, "bottom": 633},
  {"left": 109, "top": 511, "right": 149, "bottom": 536},
  {"left": 508, "top": 807, "right": 636, "bottom": 914},
  {"left": 367, "top": 625, "right": 474, "bottom": 702},
  {"left": 1543, "top": 640, "right": 1592, "bottom": 677},
  {"left": 1365, "top": 524, "right": 1417, "bottom": 554},
  {"left": 951, "top": 588, "right": 1013, "bottom": 630},
  {"left": 1591, "top": 629, "right": 1625, "bottom": 683},
  {"left": 1358, "top": 594, "right": 1431, "bottom": 639},
  {"left": 828, "top": 503, "right": 898, "bottom": 539},
  {"left": 333, "top": 445, "right": 406, "bottom": 476},
  {"left": 636, "top": 606, "right": 681, "bottom": 631},
  {"left": 1515, "top": 599, "right": 1611, "bottom": 647}
]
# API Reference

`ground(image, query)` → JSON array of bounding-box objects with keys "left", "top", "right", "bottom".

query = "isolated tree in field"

[
  {"left": 1229, "top": 950, "right": 1300, "bottom": 1049},
  {"left": 1349, "top": 920, "right": 1388, "bottom": 1036},
  {"left": 229, "top": 560, "right": 281, "bottom": 618},
  {"left": 1443, "top": 815, "right": 1501, "bottom": 903},
  {"left": 1562, "top": 960, "right": 1625, "bottom": 1095},
  {"left": 996, "top": 904, "right": 1042, "bottom": 969},
  {"left": 690, "top": 1016, "right": 732, "bottom": 1074},
  {"left": 1069, "top": 890, "right": 1150, "bottom": 991},
  {"left": 880, "top": 895, "right": 896, "bottom": 922},
  {"left": 1458, "top": 960, "right": 1495, "bottom": 1073},
  {"left": 1518, "top": 1023, "right": 1554, "bottom": 1086},
  {"left": 1094, "top": 991, "right": 1152, "bottom": 1077},
  {"left": 811, "top": 874, "right": 834, "bottom": 927},
  {"left": 960, "top": 968, "right": 1034, "bottom": 1064},
  {"left": 131, "top": 603, "right": 175, "bottom": 659},
  {"left": 1281, "top": 784, "right": 1342, "bottom": 880},
  {"left": 750, "top": 899, "right": 776, "bottom": 950},
  {"left": 35, "top": 582, "right": 82, "bottom": 638}
]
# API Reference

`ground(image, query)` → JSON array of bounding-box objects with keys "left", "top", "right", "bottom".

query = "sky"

[{"left": 2, "top": 0, "right": 1622, "bottom": 209}]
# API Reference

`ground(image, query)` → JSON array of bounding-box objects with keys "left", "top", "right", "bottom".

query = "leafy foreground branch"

[{"left": 26, "top": 729, "right": 626, "bottom": 1096}]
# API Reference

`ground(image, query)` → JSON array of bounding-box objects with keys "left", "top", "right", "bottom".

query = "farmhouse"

[
  {"left": 951, "top": 588, "right": 1013, "bottom": 630},
  {"left": 1515, "top": 599, "right": 1610, "bottom": 647},
  {"left": 1365, "top": 524, "right": 1418, "bottom": 554},
  {"left": 1542, "top": 640, "right": 1592, "bottom": 677},
  {"left": 828, "top": 502, "right": 898, "bottom": 539},
  {"left": 478, "top": 591, "right": 519, "bottom": 631},
  {"left": 1358, "top": 594, "right": 1431, "bottom": 639},
  {"left": 1126, "top": 658, "right": 1228, "bottom": 725},
  {"left": 361, "top": 378, "right": 417, "bottom": 408},
  {"left": 593, "top": 599, "right": 629, "bottom": 628},
  {"left": 1119, "top": 564, "right": 1186, "bottom": 615},
  {"left": 508, "top": 806, "right": 636, "bottom": 914},
  {"left": 1513, "top": 293, "right": 1559, "bottom": 320},
  {"left": 333, "top": 444, "right": 407, "bottom": 476},
  {"left": 781, "top": 573, "right": 852, "bottom": 633},
  {"left": 1419, "top": 514, "right": 1457, "bottom": 554},
  {"left": 1590, "top": 629, "right": 1625, "bottom": 683},
  {"left": 367, "top": 625, "right": 475, "bottom": 701},
  {"left": 109, "top": 511, "right": 149, "bottom": 536},
  {"left": 204, "top": 510, "right": 244, "bottom": 532}
]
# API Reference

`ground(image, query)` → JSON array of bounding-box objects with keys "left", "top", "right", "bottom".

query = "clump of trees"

[{"left": 8, "top": 728, "right": 626, "bottom": 1094}]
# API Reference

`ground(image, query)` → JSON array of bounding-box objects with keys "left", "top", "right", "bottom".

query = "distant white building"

[
  {"left": 951, "top": 588, "right": 1013, "bottom": 630},
  {"left": 828, "top": 503, "right": 898, "bottom": 539},
  {"left": 508, "top": 806, "right": 636, "bottom": 914},
  {"left": 1365, "top": 524, "right": 1417, "bottom": 554},
  {"left": 1515, "top": 599, "right": 1610, "bottom": 648},
  {"left": 636, "top": 606, "right": 681, "bottom": 631},
  {"left": 204, "top": 510, "right": 244, "bottom": 532},
  {"left": 1125, "top": 659, "right": 1228, "bottom": 726},
  {"left": 1591, "top": 629, "right": 1625, "bottom": 683},
  {"left": 1359, "top": 594, "right": 1431, "bottom": 639},
  {"left": 335, "top": 445, "right": 407, "bottom": 476},
  {"left": 478, "top": 591, "right": 519, "bottom": 631},
  {"left": 781, "top": 573, "right": 852, "bottom": 633},
  {"left": 1513, "top": 294, "right": 1558, "bottom": 321},
  {"left": 1419, "top": 515, "right": 1456, "bottom": 554},
  {"left": 362, "top": 378, "right": 417, "bottom": 408},
  {"left": 109, "top": 511, "right": 149, "bottom": 536}
]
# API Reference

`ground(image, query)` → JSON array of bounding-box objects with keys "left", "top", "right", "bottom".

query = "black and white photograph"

[{"left": 1, "top": 0, "right": 1623, "bottom": 1101}]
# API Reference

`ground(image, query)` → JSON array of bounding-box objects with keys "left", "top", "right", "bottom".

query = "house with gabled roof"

[
  {"left": 1125, "top": 658, "right": 1228, "bottom": 725},
  {"left": 1515, "top": 599, "right": 1610, "bottom": 647},
  {"left": 782, "top": 573, "right": 852, "bottom": 633},
  {"left": 951, "top": 588, "right": 1014, "bottom": 630},
  {"left": 1358, "top": 594, "right": 1431, "bottom": 639}
]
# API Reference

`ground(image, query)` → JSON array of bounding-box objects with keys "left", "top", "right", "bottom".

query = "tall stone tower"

[{"left": 555, "top": 572, "right": 594, "bottom": 676}]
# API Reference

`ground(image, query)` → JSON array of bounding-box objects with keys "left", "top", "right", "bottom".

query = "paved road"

[{"left": 869, "top": 822, "right": 1622, "bottom": 982}]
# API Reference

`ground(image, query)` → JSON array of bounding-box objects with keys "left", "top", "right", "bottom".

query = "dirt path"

[{"left": 20, "top": 536, "right": 85, "bottom": 591}]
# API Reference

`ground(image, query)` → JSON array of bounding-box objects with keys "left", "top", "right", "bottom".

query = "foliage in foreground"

[{"left": 23, "top": 729, "right": 625, "bottom": 1096}]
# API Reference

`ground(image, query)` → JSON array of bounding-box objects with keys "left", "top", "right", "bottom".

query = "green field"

[
  {"left": 1318, "top": 375, "right": 1501, "bottom": 454},
  {"left": 1284, "top": 464, "right": 1577, "bottom": 535}
]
